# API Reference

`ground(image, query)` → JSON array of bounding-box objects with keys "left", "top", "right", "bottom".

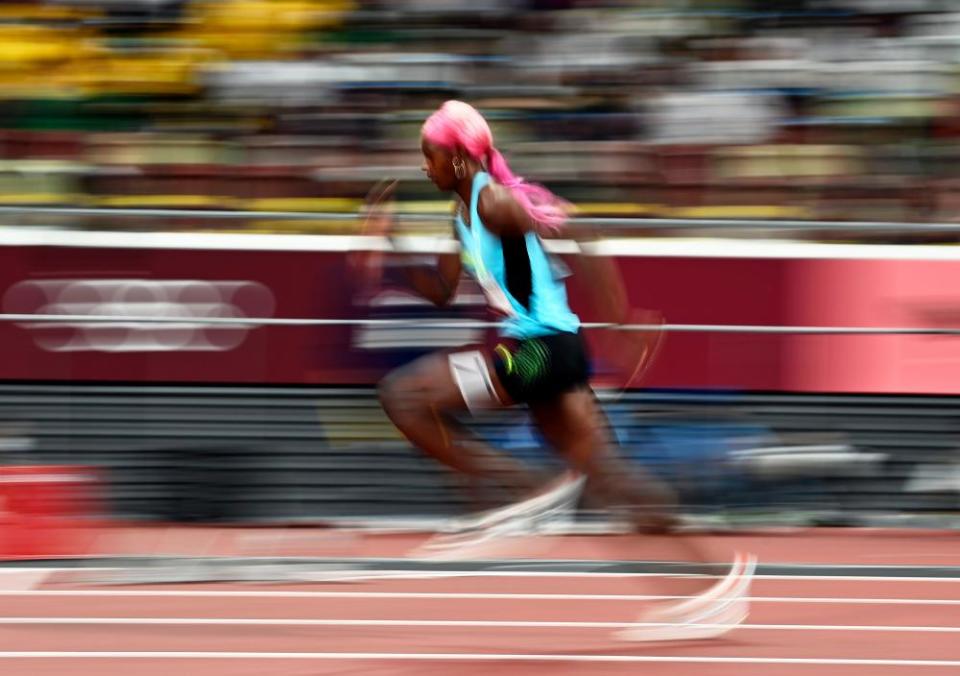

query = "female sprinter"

[{"left": 357, "top": 100, "right": 754, "bottom": 641}]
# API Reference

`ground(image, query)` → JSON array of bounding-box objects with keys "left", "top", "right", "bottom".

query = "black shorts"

[{"left": 492, "top": 330, "right": 591, "bottom": 404}]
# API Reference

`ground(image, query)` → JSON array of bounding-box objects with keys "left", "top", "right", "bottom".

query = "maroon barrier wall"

[{"left": 0, "top": 233, "right": 957, "bottom": 394}]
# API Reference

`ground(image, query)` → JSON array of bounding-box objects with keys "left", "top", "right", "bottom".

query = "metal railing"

[
  {"left": 2, "top": 314, "right": 960, "bottom": 335},
  {"left": 1, "top": 204, "right": 960, "bottom": 234}
]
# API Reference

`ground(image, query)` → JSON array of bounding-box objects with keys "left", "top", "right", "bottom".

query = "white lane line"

[
  {"left": 0, "top": 617, "right": 958, "bottom": 633},
  {"left": 5, "top": 589, "right": 960, "bottom": 605},
  {"left": 0, "top": 651, "right": 958, "bottom": 666}
]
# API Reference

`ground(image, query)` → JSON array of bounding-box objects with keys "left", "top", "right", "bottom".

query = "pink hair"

[{"left": 421, "top": 100, "right": 569, "bottom": 234}]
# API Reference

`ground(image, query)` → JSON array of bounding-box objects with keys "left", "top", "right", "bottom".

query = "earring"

[{"left": 452, "top": 157, "right": 466, "bottom": 179}]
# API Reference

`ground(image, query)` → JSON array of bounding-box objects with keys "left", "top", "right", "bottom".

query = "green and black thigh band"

[{"left": 492, "top": 330, "right": 591, "bottom": 404}]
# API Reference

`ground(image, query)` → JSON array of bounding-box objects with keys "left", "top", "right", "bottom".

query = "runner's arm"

[{"left": 396, "top": 250, "right": 461, "bottom": 307}]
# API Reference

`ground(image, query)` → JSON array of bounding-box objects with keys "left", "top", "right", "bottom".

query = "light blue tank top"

[{"left": 454, "top": 171, "right": 580, "bottom": 340}]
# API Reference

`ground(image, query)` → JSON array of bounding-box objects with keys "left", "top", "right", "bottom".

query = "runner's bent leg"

[
  {"left": 378, "top": 349, "right": 544, "bottom": 501},
  {"left": 530, "top": 386, "right": 728, "bottom": 594}
]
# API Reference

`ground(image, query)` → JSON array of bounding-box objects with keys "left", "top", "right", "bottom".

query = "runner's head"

[{"left": 421, "top": 100, "right": 569, "bottom": 234}]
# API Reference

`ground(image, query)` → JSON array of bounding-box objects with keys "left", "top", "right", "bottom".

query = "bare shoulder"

[{"left": 477, "top": 180, "right": 533, "bottom": 236}]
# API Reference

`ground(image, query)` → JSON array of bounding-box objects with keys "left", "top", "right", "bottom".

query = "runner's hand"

[
  {"left": 351, "top": 178, "right": 398, "bottom": 297},
  {"left": 361, "top": 178, "right": 398, "bottom": 238}
]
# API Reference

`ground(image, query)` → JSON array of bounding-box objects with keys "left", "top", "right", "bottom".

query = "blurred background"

[
  {"left": 2, "top": 0, "right": 960, "bottom": 233},
  {"left": 1, "top": 0, "right": 960, "bottom": 561}
]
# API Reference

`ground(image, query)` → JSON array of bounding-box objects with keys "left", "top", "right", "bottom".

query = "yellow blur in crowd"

[
  {"left": 0, "top": 1, "right": 958, "bottom": 235},
  {"left": 0, "top": 1, "right": 352, "bottom": 96}
]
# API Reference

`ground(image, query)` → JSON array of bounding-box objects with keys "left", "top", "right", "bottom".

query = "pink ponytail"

[
  {"left": 422, "top": 100, "right": 570, "bottom": 235},
  {"left": 486, "top": 146, "right": 569, "bottom": 235}
]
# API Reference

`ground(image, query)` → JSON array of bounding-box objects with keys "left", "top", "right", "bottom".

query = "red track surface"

[{"left": 0, "top": 528, "right": 958, "bottom": 675}]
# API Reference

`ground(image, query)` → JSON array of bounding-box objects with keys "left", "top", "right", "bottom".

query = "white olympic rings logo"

[{"left": 3, "top": 279, "right": 275, "bottom": 352}]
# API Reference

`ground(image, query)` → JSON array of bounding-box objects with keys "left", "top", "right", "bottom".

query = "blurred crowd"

[{"left": 3, "top": 0, "right": 960, "bottom": 233}]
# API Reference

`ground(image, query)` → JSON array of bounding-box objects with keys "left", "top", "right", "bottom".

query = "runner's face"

[{"left": 421, "top": 139, "right": 457, "bottom": 191}]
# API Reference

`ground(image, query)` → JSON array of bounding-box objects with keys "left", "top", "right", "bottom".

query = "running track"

[{"left": 0, "top": 529, "right": 958, "bottom": 675}]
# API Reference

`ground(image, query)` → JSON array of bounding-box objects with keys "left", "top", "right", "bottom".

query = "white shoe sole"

[
  {"left": 412, "top": 473, "right": 586, "bottom": 561},
  {"left": 616, "top": 553, "right": 757, "bottom": 642},
  {"left": 615, "top": 600, "right": 749, "bottom": 642},
  {"left": 454, "top": 472, "right": 585, "bottom": 531}
]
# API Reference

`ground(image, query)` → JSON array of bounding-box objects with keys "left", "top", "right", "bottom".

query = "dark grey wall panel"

[{"left": 0, "top": 384, "right": 957, "bottom": 525}]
